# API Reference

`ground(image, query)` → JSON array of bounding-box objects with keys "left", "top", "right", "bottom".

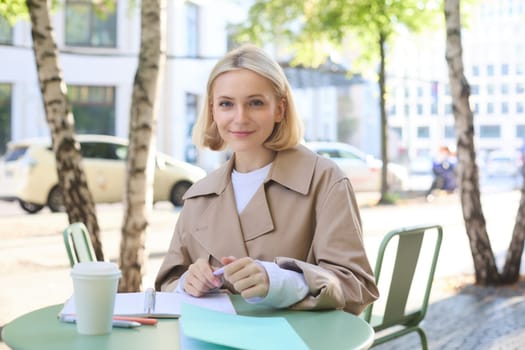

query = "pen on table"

[
  {"left": 59, "top": 314, "right": 141, "bottom": 328},
  {"left": 113, "top": 316, "right": 158, "bottom": 326}
]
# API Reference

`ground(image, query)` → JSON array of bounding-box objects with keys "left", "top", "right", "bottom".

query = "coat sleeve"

[
  {"left": 276, "top": 178, "right": 379, "bottom": 315},
  {"left": 154, "top": 210, "right": 191, "bottom": 292}
]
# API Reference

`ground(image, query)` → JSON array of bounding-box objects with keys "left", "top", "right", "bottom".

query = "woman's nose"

[{"left": 234, "top": 105, "right": 248, "bottom": 122}]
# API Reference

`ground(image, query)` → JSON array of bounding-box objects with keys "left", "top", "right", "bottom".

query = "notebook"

[
  {"left": 59, "top": 289, "right": 236, "bottom": 318},
  {"left": 179, "top": 303, "right": 309, "bottom": 350}
]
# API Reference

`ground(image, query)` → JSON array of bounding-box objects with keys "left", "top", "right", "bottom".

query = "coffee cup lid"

[{"left": 71, "top": 261, "right": 121, "bottom": 278}]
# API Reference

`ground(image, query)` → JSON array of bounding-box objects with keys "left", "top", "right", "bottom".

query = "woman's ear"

[{"left": 276, "top": 97, "right": 286, "bottom": 122}]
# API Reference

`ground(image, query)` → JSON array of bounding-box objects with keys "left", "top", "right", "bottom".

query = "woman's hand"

[
  {"left": 220, "top": 256, "right": 270, "bottom": 299},
  {"left": 183, "top": 258, "right": 223, "bottom": 297}
]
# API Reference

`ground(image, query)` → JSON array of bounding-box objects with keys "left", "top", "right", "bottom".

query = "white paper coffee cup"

[{"left": 71, "top": 261, "right": 121, "bottom": 335}]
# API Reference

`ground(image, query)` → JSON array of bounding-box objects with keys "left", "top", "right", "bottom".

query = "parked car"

[
  {"left": 305, "top": 141, "right": 408, "bottom": 192},
  {"left": 0, "top": 135, "right": 206, "bottom": 214},
  {"left": 485, "top": 150, "right": 523, "bottom": 177}
]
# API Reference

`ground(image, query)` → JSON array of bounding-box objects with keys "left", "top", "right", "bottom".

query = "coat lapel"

[
  {"left": 192, "top": 181, "right": 249, "bottom": 260},
  {"left": 238, "top": 185, "right": 274, "bottom": 241}
]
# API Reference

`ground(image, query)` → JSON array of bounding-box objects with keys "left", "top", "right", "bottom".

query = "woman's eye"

[
  {"left": 218, "top": 101, "right": 233, "bottom": 107},
  {"left": 249, "top": 99, "right": 264, "bottom": 106}
]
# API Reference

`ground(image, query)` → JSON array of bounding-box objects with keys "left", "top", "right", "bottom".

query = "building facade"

[
  {"left": 0, "top": 0, "right": 245, "bottom": 172},
  {"left": 1, "top": 0, "right": 366, "bottom": 172},
  {"left": 387, "top": 0, "right": 525, "bottom": 164}
]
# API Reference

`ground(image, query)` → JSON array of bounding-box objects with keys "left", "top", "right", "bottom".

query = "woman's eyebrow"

[{"left": 215, "top": 95, "right": 233, "bottom": 100}]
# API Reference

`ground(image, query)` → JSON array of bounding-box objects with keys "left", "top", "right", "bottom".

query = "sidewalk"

[
  {"left": 1, "top": 191, "right": 525, "bottom": 349},
  {"left": 375, "top": 275, "right": 525, "bottom": 349}
]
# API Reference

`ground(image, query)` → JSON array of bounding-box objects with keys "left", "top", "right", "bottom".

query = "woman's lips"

[{"left": 231, "top": 130, "right": 253, "bottom": 136}]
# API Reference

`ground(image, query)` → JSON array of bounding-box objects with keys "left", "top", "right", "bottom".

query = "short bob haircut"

[{"left": 192, "top": 44, "right": 303, "bottom": 151}]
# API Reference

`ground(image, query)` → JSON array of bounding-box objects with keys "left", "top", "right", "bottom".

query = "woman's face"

[{"left": 211, "top": 69, "right": 284, "bottom": 156}]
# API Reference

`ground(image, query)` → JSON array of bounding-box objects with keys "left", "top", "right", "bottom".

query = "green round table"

[{"left": 2, "top": 296, "right": 374, "bottom": 350}]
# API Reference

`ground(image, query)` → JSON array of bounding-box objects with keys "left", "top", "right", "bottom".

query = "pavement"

[{"left": 1, "top": 188, "right": 525, "bottom": 349}]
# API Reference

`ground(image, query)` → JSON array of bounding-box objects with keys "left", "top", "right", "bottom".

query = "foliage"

[
  {"left": 234, "top": 0, "right": 442, "bottom": 71},
  {"left": 0, "top": 0, "right": 114, "bottom": 24},
  {"left": 0, "top": 0, "right": 29, "bottom": 23}
]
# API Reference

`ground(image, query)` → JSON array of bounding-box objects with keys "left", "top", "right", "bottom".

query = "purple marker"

[{"left": 213, "top": 266, "right": 225, "bottom": 276}]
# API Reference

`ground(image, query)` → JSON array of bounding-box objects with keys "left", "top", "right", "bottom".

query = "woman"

[{"left": 155, "top": 44, "right": 378, "bottom": 315}]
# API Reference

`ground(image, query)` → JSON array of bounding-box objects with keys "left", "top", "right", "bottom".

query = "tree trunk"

[
  {"left": 119, "top": 0, "right": 165, "bottom": 292},
  {"left": 26, "top": 0, "right": 103, "bottom": 260},
  {"left": 501, "top": 164, "right": 525, "bottom": 283},
  {"left": 378, "top": 31, "right": 392, "bottom": 204},
  {"left": 444, "top": 0, "right": 499, "bottom": 285}
]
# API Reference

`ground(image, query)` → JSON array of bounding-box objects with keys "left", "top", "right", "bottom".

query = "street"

[{"left": 0, "top": 178, "right": 524, "bottom": 343}]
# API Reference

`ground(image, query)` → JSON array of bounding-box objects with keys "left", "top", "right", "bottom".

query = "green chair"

[
  {"left": 362, "top": 224, "right": 443, "bottom": 349},
  {"left": 63, "top": 222, "right": 96, "bottom": 266}
]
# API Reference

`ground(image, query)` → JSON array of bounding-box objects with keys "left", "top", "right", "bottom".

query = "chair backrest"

[
  {"left": 363, "top": 224, "right": 443, "bottom": 331},
  {"left": 63, "top": 222, "right": 96, "bottom": 266}
]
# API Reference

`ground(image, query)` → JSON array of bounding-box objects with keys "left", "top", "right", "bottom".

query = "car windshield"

[{"left": 4, "top": 147, "right": 29, "bottom": 162}]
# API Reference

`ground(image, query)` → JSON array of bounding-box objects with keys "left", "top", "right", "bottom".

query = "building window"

[
  {"left": 501, "top": 63, "right": 509, "bottom": 75},
  {"left": 430, "top": 103, "right": 437, "bottom": 115},
  {"left": 416, "top": 104, "right": 423, "bottom": 115},
  {"left": 445, "top": 103, "right": 452, "bottom": 114},
  {"left": 404, "top": 104, "right": 410, "bottom": 116},
  {"left": 184, "top": 93, "right": 198, "bottom": 163},
  {"left": 487, "top": 102, "right": 495, "bottom": 114},
  {"left": 0, "top": 83, "right": 11, "bottom": 155},
  {"left": 185, "top": 2, "right": 199, "bottom": 57},
  {"left": 68, "top": 86, "right": 115, "bottom": 135},
  {"left": 391, "top": 127, "right": 402, "bottom": 139},
  {"left": 472, "top": 65, "right": 479, "bottom": 77},
  {"left": 517, "top": 63, "right": 524, "bottom": 75},
  {"left": 389, "top": 104, "right": 396, "bottom": 116},
  {"left": 471, "top": 84, "right": 479, "bottom": 95},
  {"left": 444, "top": 125, "right": 455, "bottom": 139},
  {"left": 417, "top": 126, "right": 430, "bottom": 139},
  {"left": 501, "top": 102, "right": 509, "bottom": 114},
  {"left": 479, "top": 125, "right": 500, "bottom": 138},
  {"left": 517, "top": 125, "right": 525, "bottom": 138},
  {"left": 517, "top": 82, "right": 525, "bottom": 94},
  {"left": 0, "top": 15, "right": 12, "bottom": 44},
  {"left": 487, "top": 84, "right": 495, "bottom": 95},
  {"left": 517, "top": 102, "right": 524, "bottom": 114},
  {"left": 486, "top": 64, "right": 494, "bottom": 76},
  {"left": 500, "top": 83, "right": 509, "bottom": 95},
  {"left": 65, "top": 0, "right": 117, "bottom": 47}
]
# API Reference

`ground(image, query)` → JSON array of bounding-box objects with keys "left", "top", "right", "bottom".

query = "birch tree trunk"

[
  {"left": 444, "top": 0, "right": 499, "bottom": 284},
  {"left": 501, "top": 164, "right": 525, "bottom": 282},
  {"left": 119, "top": 0, "right": 165, "bottom": 292},
  {"left": 26, "top": 0, "right": 104, "bottom": 260},
  {"left": 377, "top": 31, "right": 391, "bottom": 204}
]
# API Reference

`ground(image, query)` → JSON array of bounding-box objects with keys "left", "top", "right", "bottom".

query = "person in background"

[
  {"left": 155, "top": 44, "right": 379, "bottom": 315},
  {"left": 426, "top": 145, "right": 457, "bottom": 200}
]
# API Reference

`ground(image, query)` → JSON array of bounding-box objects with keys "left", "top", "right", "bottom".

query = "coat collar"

[
  {"left": 184, "top": 144, "right": 317, "bottom": 200},
  {"left": 182, "top": 145, "right": 318, "bottom": 259}
]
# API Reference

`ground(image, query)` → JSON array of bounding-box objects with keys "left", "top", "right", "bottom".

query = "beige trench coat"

[{"left": 155, "top": 145, "right": 379, "bottom": 315}]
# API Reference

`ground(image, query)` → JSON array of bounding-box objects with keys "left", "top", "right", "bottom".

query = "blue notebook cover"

[{"left": 179, "top": 302, "right": 308, "bottom": 350}]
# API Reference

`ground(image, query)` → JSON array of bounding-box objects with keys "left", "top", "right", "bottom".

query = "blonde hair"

[{"left": 192, "top": 44, "right": 303, "bottom": 151}]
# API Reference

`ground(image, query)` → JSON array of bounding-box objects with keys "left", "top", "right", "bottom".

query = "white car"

[
  {"left": 305, "top": 141, "right": 408, "bottom": 192},
  {"left": 485, "top": 150, "right": 522, "bottom": 177},
  {"left": 0, "top": 134, "right": 206, "bottom": 213}
]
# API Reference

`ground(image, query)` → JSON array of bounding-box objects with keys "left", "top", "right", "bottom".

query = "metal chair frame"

[
  {"left": 63, "top": 222, "right": 96, "bottom": 266},
  {"left": 363, "top": 224, "right": 443, "bottom": 349}
]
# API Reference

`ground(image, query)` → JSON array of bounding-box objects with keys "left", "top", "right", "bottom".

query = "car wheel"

[
  {"left": 19, "top": 200, "right": 44, "bottom": 214},
  {"left": 47, "top": 186, "right": 65, "bottom": 212},
  {"left": 170, "top": 181, "right": 192, "bottom": 207}
]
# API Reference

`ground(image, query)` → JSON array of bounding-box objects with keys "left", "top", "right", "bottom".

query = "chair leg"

[{"left": 416, "top": 327, "right": 428, "bottom": 350}]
